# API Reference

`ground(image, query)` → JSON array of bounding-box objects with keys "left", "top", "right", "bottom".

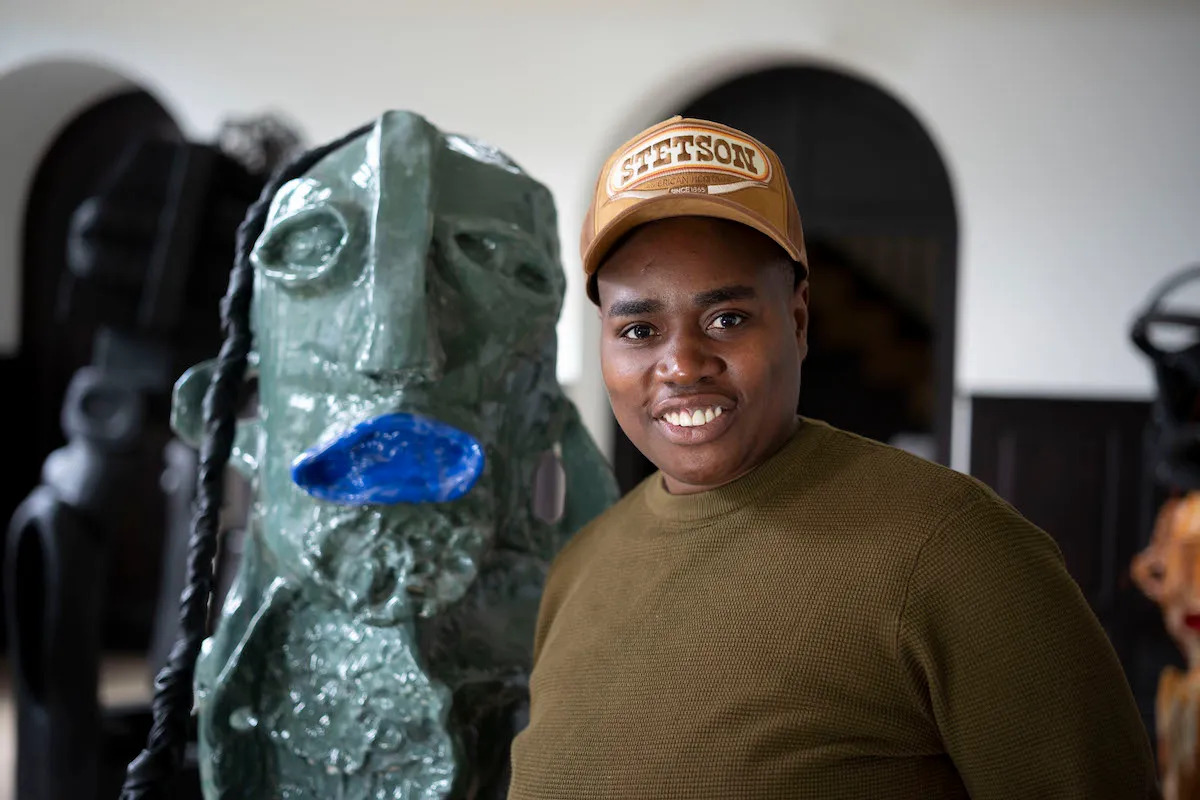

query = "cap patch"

[{"left": 606, "top": 124, "right": 772, "bottom": 200}]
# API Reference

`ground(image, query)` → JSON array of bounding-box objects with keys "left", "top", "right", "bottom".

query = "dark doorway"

[
  {"left": 611, "top": 66, "right": 958, "bottom": 494},
  {"left": 1, "top": 90, "right": 183, "bottom": 649}
]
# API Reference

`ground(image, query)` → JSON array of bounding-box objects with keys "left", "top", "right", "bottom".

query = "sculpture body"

[{"left": 171, "top": 111, "right": 618, "bottom": 799}]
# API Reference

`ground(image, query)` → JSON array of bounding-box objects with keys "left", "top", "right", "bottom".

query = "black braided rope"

[{"left": 120, "top": 123, "right": 372, "bottom": 799}]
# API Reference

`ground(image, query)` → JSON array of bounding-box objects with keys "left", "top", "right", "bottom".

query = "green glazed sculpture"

[{"left": 171, "top": 111, "right": 618, "bottom": 799}]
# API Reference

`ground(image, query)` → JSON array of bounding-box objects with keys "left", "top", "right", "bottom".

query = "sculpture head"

[{"left": 176, "top": 111, "right": 576, "bottom": 621}]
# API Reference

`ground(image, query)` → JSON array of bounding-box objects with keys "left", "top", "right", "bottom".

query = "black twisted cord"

[{"left": 120, "top": 122, "right": 372, "bottom": 799}]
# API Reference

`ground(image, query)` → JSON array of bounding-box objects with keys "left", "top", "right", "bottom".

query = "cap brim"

[{"left": 582, "top": 193, "right": 802, "bottom": 304}]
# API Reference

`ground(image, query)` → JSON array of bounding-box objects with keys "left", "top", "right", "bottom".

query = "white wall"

[{"left": 2, "top": 0, "right": 1198, "bottom": 454}]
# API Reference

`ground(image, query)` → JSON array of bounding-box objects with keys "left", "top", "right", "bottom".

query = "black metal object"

[
  {"left": 1131, "top": 264, "right": 1200, "bottom": 494},
  {"left": 6, "top": 131, "right": 265, "bottom": 800}
]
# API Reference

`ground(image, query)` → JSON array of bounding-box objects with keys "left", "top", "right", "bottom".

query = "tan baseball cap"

[{"left": 581, "top": 115, "right": 807, "bottom": 303}]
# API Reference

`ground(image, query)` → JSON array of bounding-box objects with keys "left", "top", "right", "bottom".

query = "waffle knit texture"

[{"left": 507, "top": 418, "right": 1159, "bottom": 799}]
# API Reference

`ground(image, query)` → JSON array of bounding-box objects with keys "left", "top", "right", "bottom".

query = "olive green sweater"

[{"left": 508, "top": 419, "right": 1158, "bottom": 799}]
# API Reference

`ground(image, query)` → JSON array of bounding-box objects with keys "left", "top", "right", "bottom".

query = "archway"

[{"left": 610, "top": 65, "right": 958, "bottom": 494}]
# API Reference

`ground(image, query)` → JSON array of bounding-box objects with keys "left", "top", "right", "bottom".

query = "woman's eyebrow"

[
  {"left": 608, "top": 298, "right": 664, "bottom": 317},
  {"left": 693, "top": 285, "right": 756, "bottom": 308}
]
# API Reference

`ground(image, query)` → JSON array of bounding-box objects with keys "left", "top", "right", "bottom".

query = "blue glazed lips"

[{"left": 291, "top": 412, "right": 485, "bottom": 505}]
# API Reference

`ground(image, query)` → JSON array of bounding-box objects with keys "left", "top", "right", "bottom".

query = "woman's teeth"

[{"left": 664, "top": 407, "right": 723, "bottom": 427}]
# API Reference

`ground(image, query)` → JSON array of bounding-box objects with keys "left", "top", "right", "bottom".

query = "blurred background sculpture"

[
  {"left": 123, "top": 110, "right": 618, "bottom": 799},
  {"left": 1133, "top": 494, "right": 1200, "bottom": 800},
  {"left": 4, "top": 107, "right": 299, "bottom": 800},
  {"left": 1131, "top": 263, "right": 1200, "bottom": 800}
]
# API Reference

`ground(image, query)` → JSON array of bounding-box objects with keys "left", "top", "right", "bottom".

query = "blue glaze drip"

[{"left": 291, "top": 412, "right": 485, "bottom": 505}]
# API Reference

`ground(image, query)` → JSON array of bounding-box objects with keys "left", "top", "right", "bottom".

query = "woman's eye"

[
  {"left": 709, "top": 312, "right": 746, "bottom": 330},
  {"left": 621, "top": 324, "right": 655, "bottom": 340}
]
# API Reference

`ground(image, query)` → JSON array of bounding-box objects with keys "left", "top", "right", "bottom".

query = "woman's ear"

[{"left": 793, "top": 279, "right": 811, "bottom": 359}]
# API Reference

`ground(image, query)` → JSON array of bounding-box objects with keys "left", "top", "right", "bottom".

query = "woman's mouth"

[
  {"left": 654, "top": 403, "right": 735, "bottom": 444},
  {"left": 662, "top": 405, "right": 724, "bottom": 427}
]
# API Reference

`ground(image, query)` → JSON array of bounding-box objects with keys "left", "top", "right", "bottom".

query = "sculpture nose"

[
  {"left": 352, "top": 259, "right": 444, "bottom": 381},
  {"left": 353, "top": 112, "right": 443, "bottom": 381}
]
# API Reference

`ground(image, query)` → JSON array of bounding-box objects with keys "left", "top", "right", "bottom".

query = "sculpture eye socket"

[
  {"left": 454, "top": 232, "right": 499, "bottom": 269},
  {"left": 253, "top": 206, "right": 351, "bottom": 285},
  {"left": 514, "top": 261, "right": 550, "bottom": 293},
  {"left": 451, "top": 230, "right": 554, "bottom": 296}
]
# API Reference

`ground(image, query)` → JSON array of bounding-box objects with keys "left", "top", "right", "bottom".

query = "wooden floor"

[{"left": 0, "top": 656, "right": 152, "bottom": 800}]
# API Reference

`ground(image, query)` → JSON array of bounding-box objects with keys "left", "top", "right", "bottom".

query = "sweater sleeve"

[{"left": 897, "top": 491, "right": 1160, "bottom": 799}]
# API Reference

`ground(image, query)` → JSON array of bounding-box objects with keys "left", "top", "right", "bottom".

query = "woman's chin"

[{"left": 659, "top": 461, "right": 745, "bottom": 495}]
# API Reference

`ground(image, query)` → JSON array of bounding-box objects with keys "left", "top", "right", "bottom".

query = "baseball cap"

[{"left": 580, "top": 115, "right": 807, "bottom": 304}]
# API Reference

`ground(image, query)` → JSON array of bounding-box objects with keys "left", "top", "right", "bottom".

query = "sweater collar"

[{"left": 641, "top": 417, "right": 825, "bottom": 524}]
